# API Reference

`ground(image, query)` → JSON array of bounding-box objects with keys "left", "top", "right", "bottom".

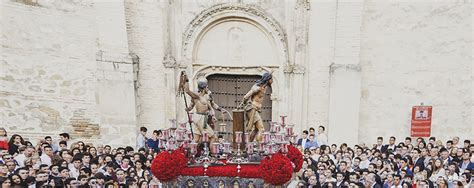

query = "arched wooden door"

[{"left": 207, "top": 74, "right": 272, "bottom": 132}]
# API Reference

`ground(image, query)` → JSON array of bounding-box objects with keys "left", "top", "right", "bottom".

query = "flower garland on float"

[{"left": 150, "top": 145, "right": 303, "bottom": 185}]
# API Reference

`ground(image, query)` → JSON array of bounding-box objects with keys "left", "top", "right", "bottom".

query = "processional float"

[{"left": 152, "top": 71, "right": 301, "bottom": 187}]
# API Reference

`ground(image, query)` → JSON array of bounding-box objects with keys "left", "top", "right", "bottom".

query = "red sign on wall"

[{"left": 411, "top": 106, "right": 432, "bottom": 137}]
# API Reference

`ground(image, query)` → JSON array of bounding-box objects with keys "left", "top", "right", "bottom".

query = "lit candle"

[
  {"left": 211, "top": 143, "right": 219, "bottom": 154},
  {"left": 223, "top": 143, "right": 231, "bottom": 153},
  {"left": 263, "top": 132, "right": 270, "bottom": 143},
  {"left": 280, "top": 115, "right": 287, "bottom": 126},
  {"left": 187, "top": 131, "right": 193, "bottom": 140},
  {"left": 286, "top": 125, "right": 294, "bottom": 136},
  {"left": 170, "top": 129, "right": 176, "bottom": 138},
  {"left": 170, "top": 119, "right": 177, "bottom": 129},
  {"left": 274, "top": 124, "right": 281, "bottom": 133},
  {"left": 275, "top": 134, "right": 283, "bottom": 143},
  {"left": 202, "top": 131, "right": 209, "bottom": 142},
  {"left": 168, "top": 141, "right": 175, "bottom": 150},
  {"left": 158, "top": 139, "right": 165, "bottom": 148},
  {"left": 270, "top": 122, "right": 276, "bottom": 132},
  {"left": 247, "top": 144, "right": 254, "bottom": 154},
  {"left": 282, "top": 143, "right": 289, "bottom": 153},
  {"left": 259, "top": 143, "right": 265, "bottom": 151},
  {"left": 182, "top": 140, "right": 189, "bottom": 148},
  {"left": 235, "top": 132, "right": 243, "bottom": 143},
  {"left": 268, "top": 144, "right": 273, "bottom": 154},
  {"left": 176, "top": 130, "right": 184, "bottom": 141},
  {"left": 189, "top": 142, "right": 198, "bottom": 154},
  {"left": 163, "top": 130, "right": 170, "bottom": 140}
]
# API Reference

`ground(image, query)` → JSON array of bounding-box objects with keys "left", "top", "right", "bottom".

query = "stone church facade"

[{"left": 1, "top": 0, "right": 472, "bottom": 146}]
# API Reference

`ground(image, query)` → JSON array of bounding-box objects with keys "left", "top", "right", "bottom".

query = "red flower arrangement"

[
  {"left": 151, "top": 146, "right": 297, "bottom": 184},
  {"left": 206, "top": 165, "right": 236, "bottom": 177},
  {"left": 181, "top": 166, "right": 204, "bottom": 176},
  {"left": 259, "top": 153, "right": 293, "bottom": 185},
  {"left": 239, "top": 164, "right": 261, "bottom": 178},
  {"left": 151, "top": 149, "right": 187, "bottom": 182},
  {"left": 286, "top": 145, "right": 304, "bottom": 172}
]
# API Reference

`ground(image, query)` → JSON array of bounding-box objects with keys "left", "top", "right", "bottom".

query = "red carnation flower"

[
  {"left": 151, "top": 149, "right": 187, "bottom": 182},
  {"left": 286, "top": 145, "right": 304, "bottom": 172},
  {"left": 259, "top": 153, "right": 293, "bottom": 185}
]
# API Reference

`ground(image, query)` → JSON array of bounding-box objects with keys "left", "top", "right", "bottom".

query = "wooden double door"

[{"left": 207, "top": 74, "right": 272, "bottom": 132}]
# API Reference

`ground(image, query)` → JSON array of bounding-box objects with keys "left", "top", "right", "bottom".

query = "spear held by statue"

[{"left": 177, "top": 71, "right": 194, "bottom": 140}]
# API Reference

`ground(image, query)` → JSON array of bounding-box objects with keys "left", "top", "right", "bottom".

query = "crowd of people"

[
  {"left": 0, "top": 127, "right": 161, "bottom": 187},
  {"left": 293, "top": 126, "right": 473, "bottom": 188},
  {"left": 0, "top": 124, "right": 472, "bottom": 188}
]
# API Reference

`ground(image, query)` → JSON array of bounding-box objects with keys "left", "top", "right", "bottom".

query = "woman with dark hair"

[
  {"left": 429, "top": 159, "right": 446, "bottom": 182},
  {"left": 427, "top": 143, "right": 434, "bottom": 150},
  {"left": 139, "top": 180, "right": 149, "bottom": 188},
  {"left": 77, "top": 141, "right": 87, "bottom": 153},
  {"left": 457, "top": 172, "right": 471, "bottom": 187},
  {"left": 401, "top": 181, "right": 413, "bottom": 188},
  {"left": 435, "top": 176, "right": 448, "bottom": 188},
  {"left": 88, "top": 146, "right": 98, "bottom": 159},
  {"left": 0, "top": 176, "right": 11, "bottom": 187},
  {"left": 405, "top": 155, "right": 414, "bottom": 170},
  {"left": 8, "top": 134, "right": 25, "bottom": 155},
  {"left": 135, "top": 160, "right": 146, "bottom": 178},
  {"left": 56, "top": 159, "right": 68, "bottom": 168},
  {"left": 9, "top": 173, "right": 24, "bottom": 187},
  {"left": 418, "top": 141, "right": 426, "bottom": 149},
  {"left": 71, "top": 148, "right": 81, "bottom": 157}
]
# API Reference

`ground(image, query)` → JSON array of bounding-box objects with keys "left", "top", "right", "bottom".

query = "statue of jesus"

[{"left": 239, "top": 72, "right": 273, "bottom": 143}]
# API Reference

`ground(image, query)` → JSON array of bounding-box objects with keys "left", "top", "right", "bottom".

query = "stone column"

[
  {"left": 284, "top": 0, "right": 310, "bottom": 133},
  {"left": 124, "top": 0, "right": 167, "bottom": 131},
  {"left": 327, "top": 1, "right": 364, "bottom": 145}
]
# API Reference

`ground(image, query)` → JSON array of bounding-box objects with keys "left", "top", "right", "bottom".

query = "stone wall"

[
  {"left": 359, "top": 1, "right": 473, "bottom": 144},
  {"left": 1, "top": 1, "right": 98, "bottom": 141},
  {"left": 0, "top": 0, "right": 137, "bottom": 147},
  {"left": 124, "top": 0, "right": 168, "bottom": 133}
]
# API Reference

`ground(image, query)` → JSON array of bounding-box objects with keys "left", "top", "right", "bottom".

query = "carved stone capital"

[
  {"left": 282, "top": 64, "right": 305, "bottom": 74},
  {"left": 162, "top": 54, "right": 177, "bottom": 68},
  {"left": 283, "top": 64, "right": 294, "bottom": 74},
  {"left": 329, "top": 63, "right": 361, "bottom": 73},
  {"left": 293, "top": 64, "right": 306, "bottom": 74}
]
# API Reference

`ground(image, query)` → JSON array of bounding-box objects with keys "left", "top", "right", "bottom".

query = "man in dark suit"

[
  {"left": 459, "top": 150, "right": 474, "bottom": 171},
  {"left": 335, "top": 172, "right": 348, "bottom": 188},
  {"left": 297, "top": 130, "right": 310, "bottom": 149},
  {"left": 375, "top": 137, "right": 388, "bottom": 152},
  {"left": 382, "top": 136, "right": 396, "bottom": 153},
  {"left": 411, "top": 148, "right": 425, "bottom": 172}
]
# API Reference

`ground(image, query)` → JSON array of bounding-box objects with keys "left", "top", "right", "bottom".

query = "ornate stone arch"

[{"left": 181, "top": 3, "right": 289, "bottom": 66}]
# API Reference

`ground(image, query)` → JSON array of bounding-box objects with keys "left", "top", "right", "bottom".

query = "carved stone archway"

[
  {"left": 177, "top": 3, "right": 290, "bottom": 124},
  {"left": 181, "top": 3, "right": 289, "bottom": 66}
]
